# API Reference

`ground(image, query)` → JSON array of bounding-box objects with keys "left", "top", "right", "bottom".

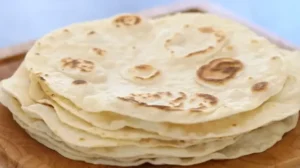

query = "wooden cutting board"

[{"left": 0, "top": 1, "right": 299, "bottom": 167}]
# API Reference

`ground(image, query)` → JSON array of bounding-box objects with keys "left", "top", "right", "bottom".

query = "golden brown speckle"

[
  {"left": 72, "top": 80, "right": 87, "bottom": 85},
  {"left": 61, "top": 57, "right": 94, "bottom": 72},
  {"left": 252, "top": 82, "right": 268, "bottom": 92},
  {"left": 92, "top": 48, "right": 106, "bottom": 56},
  {"left": 196, "top": 93, "right": 218, "bottom": 105},
  {"left": 113, "top": 15, "right": 141, "bottom": 27},
  {"left": 199, "top": 27, "right": 214, "bottom": 33},
  {"left": 87, "top": 31, "right": 96, "bottom": 35}
]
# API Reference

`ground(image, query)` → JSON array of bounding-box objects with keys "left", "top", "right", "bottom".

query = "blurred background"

[{"left": 0, "top": 0, "right": 299, "bottom": 48}]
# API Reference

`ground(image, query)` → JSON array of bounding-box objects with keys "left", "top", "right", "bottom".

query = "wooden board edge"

[{"left": 0, "top": 40, "right": 35, "bottom": 61}]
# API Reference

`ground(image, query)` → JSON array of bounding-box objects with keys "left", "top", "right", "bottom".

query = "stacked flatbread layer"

[{"left": 1, "top": 13, "right": 300, "bottom": 166}]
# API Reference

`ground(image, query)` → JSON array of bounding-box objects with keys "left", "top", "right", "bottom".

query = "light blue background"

[{"left": 0, "top": 0, "right": 299, "bottom": 48}]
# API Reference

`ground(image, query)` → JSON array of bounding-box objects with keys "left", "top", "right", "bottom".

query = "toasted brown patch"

[
  {"left": 118, "top": 92, "right": 217, "bottom": 112},
  {"left": 272, "top": 56, "right": 279, "bottom": 60},
  {"left": 124, "top": 64, "right": 160, "bottom": 82},
  {"left": 72, "top": 80, "right": 87, "bottom": 85},
  {"left": 196, "top": 58, "right": 243, "bottom": 84},
  {"left": 92, "top": 48, "right": 106, "bottom": 56},
  {"left": 61, "top": 57, "right": 94, "bottom": 72},
  {"left": 252, "top": 82, "right": 268, "bottom": 92},
  {"left": 113, "top": 15, "right": 141, "bottom": 27},
  {"left": 135, "top": 64, "right": 152, "bottom": 70},
  {"left": 35, "top": 53, "right": 40, "bottom": 55},
  {"left": 199, "top": 27, "right": 214, "bottom": 33},
  {"left": 79, "top": 138, "right": 85, "bottom": 141},
  {"left": 186, "top": 46, "right": 214, "bottom": 58},
  {"left": 196, "top": 93, "right": 218, "bottom": 105},
  {"left": 63, "top": 29, "right": 69, "bottom": 33},
  {"left": 87, "top": 31, "right": 96, "bottom": 35}
]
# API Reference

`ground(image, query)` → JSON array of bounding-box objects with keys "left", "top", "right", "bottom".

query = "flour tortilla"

[
  {"left": 25, "top": 13, "right": 288, "bottom": 124},
  {"left": 9, "top": 98, "right": 298, "bottom": 166},
  {"left": 0, "top": 83, "right": 239, "bottom": 158},
  {"left": 4, "top": 64, "right": 237, "bottom": 148},
  {"left": 33, "top": 67, "right": 300, "bottom": 141}
]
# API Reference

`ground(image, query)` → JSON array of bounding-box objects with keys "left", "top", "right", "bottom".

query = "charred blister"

[{"left": 196, "top": 58, "right": 243, "bottom": 85}]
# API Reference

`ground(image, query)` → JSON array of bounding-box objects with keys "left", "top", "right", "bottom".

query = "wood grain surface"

[{"left": 0, "top": 1, "right": 299, "bottom": 168}]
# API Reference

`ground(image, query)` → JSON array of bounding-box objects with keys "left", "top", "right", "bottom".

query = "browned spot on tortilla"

[
  {"left": 113, "top": 15, "right": 141, "bottom": 27},
  {"left": 87, "top": 31, "right": 96, "bottom": 35},
  {"left": 196, "top": 58, "right": 243, "bottom": 84},
  {"left": 35, "top": 53, "right": 40, "bottom": 55},
  {"left": 196, "top": 94, "right": 218, "bottom": 105},
  {"left": 232, "top": 124, "right": 237, "bottom": 127},
  {"left": 134, "top": 71, "right": 160, "bottom": 80},
  {"left": 79, "top": 138, "right": 85, "bottom": 141},
  {"left": 199, "top": 27, "right": 214, "bottom": 33},
  {"left": 153, "top": 94, "right": 160, "bottom": 98},
  {"left": 45, "top": 74, "right": 49, "bottom": 77},
  {"left": 248, "top": 77, "right": 253, "bottom": 80},
  {"left": 61, "top": 57, "right": 94, "bottom": 72},
  {"left": 92, "top": 48, "right": 106, "bottom": 56},
  {"left": 63, "top": 29, "right": 69, "bottom": 33},
  {"left": 135, "top": 64, "right": 152, "bottom": 70},
  {"left": 72, "top": 80, "right": 87, "bottom": 85},
  {"left": 272, "top": 56, "right": 279, "bottom": 60},
  {"left": 118, "top": 92, "right": 217, "bottom": 112},
  {"left": 252, "top": 82, "right": 268, "bottom": 92},
  {"left": 186, "top": 46, "right": 214, "bottom": 57}
]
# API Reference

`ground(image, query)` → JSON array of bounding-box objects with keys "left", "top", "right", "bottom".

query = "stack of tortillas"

[{"left": 1, "top": 13, "right": 300, "bottom": 166}]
